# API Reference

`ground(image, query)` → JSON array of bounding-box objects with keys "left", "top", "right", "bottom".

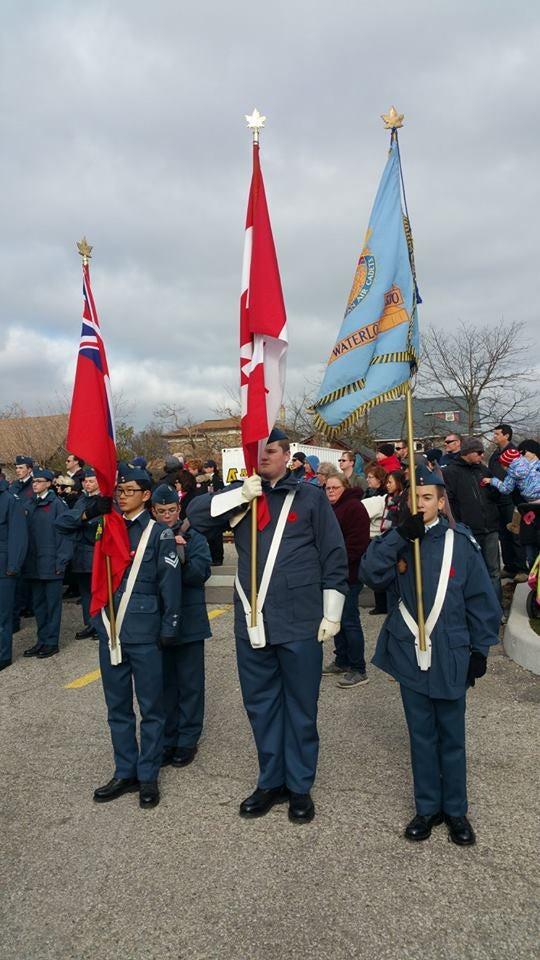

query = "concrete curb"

[{"left": 503, "top": 582, "right": 540, "bottom": 675}]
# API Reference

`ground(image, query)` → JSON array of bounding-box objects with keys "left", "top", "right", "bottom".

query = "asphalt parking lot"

[{"left": 1, "top": 589, "right": 538, "bottom": 960}]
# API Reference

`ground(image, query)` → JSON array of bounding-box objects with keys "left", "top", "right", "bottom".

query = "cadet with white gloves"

[{"left": 188, "top": 428, "right": 348, "bottom": 823}]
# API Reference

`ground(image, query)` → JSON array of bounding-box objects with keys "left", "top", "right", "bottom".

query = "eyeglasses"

[
  {"left": 115, "top": 486, "right": 143, "bottom": 496},
  {"left": 337, "top": 458, "right": 348, "bottom": 462},
  {"left": 395, "top": 446, "right": 405, "bottom": 451},
  {"left": 444, "top": 439, "right": 458, "bottom": 445},
  {"left": 153, "top": 506, "right": 178, "bottom": 516}
]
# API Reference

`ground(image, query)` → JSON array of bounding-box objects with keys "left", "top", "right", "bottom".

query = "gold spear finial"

[
  {"left": 245, "top": 107, "right": 266, "bottom": 144},
  {"left": 381, "top": 106, "right": 404, "bottom": 130},
  {"left": 77, "top": 237, "right": 93, "bottom": 266}
]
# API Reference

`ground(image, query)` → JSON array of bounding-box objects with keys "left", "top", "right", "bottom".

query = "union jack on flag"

[{"left": 67, "top": 259, "right": 130, "bottom": 617}]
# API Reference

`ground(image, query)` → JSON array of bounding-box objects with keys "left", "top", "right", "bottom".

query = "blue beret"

[
  {"left": 117, "top": 463, "right": 150, "bottom": 484},
  {"left": 33, "top": 468, "right": 54, "bottom": 481},
  {"left": 83, "top": 467, "right": 96, "bottom": 478},
  {"left": 416, "top": 464, "right": 445, "bottom": 488},
  {"left": 268, "top": 427, "right": 288, "bottom": 443},
  {"left": 16, "top": 455, "right": 33, "bottom": 466},
  {"left": 151, "top": 484, "right": 179, "bottom": 506},
  {"left": 131, "top": 456, "right": 147, "bottom": 469}
]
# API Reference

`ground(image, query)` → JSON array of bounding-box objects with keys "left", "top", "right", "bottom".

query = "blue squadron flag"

[{"left": 312, "top": 138, "right": 419, "bottom": 436}]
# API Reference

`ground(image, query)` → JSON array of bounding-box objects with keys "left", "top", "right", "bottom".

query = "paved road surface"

[{"left": 1, "top": 574, "right": 538, "bottom": 959}]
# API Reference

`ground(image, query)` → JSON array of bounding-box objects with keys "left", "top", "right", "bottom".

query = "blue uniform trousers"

[
  {"left": 12, "top": 576, "right": 33, "bottom": 629},
  {"left": 77, "top": 573, "right": 92, "bottom": 627},
  {"left": 30, "top": 579, "right": 63, "bottom": 649},
  {"left": 400, "top": 685, "right": 467, "bottom": 817},
  {"left": 236, "top": 635, "right": 323, "bottom": 794},
  {"left": 0, "top": 578, "right": 16, "bottom": 661},
  {"left": 98, "top": 638, "right": 165, "bottom": 782},
  {"left": 163, "top": 642, "right": 205, "bottom": 749},
  {"left": 333, "top": 582, "right": 366, "bottom": 672}
]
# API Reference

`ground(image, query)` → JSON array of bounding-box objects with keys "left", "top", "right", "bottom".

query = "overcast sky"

[{"left": 1, "top": 0, "right": 538, "bottom": 428}]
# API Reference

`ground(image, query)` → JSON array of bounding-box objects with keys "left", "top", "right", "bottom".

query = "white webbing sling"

[
  {"left": 235, "top": 490, "right": 296, "bottom": 649},
  {"left": 101, "top": 518, "right": 156, "bottom": 666},
  {"left": 398, "top": 528, "right": 454, "bottom": 671}
]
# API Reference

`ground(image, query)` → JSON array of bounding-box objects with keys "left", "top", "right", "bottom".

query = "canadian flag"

[{"left": 240, "top": 142, "right": 288, "bottom": 480}]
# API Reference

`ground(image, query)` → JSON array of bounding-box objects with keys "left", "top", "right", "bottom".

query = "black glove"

[
  {"left": 397, "top": 513, "right": 425, "bottom": 542},
  {"left": 83, "top": 495, "right": 113, "bottom": 519},
  {"left": 157, "top": 635, "right": 176, "bottom": 650},
  {"left": 467, "top": 651, "right": 487, "bottom": 687}
]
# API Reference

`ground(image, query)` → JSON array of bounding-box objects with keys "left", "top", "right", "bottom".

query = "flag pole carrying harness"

[
  {"left": 398, "top": 528, "right": 454, "bottom": 671},
  {"left": 235, "top": 490, "right": 296, "bottom": 648},
  {"left": 101, "top": 519, "right": 156, "bottom": 666}
]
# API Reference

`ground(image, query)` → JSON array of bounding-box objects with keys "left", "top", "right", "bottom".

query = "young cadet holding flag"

[
  {"left": 92, "top": 464, "right": 183, "bottom": 810},
  {"left": 188, "top": 429, "right": 348, "bottom": 824},
  {"left": 361, "top": 465, "right": 501, "bottom": 845}
]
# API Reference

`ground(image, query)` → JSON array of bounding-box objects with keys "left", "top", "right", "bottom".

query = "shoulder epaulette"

[
  {"left": 159, "top": 526, "right": 174, "bottom": 541},
  {"left": 453, "top": 523, "right": 481, "bottom": 551}
]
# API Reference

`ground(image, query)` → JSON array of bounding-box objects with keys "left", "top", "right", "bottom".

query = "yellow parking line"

[
  {"left": 65, "top": 606, "right": 231, "bottom": 689},
  {"left": 65, "top": 668, "right": 101, "bottom": 689}
]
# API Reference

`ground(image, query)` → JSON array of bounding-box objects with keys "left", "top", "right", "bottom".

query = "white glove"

[
  {"left": 317, "top": 617, "right": 341, "bottom": 643},
  {"left": 241, "top": 474, "right": 262, "bottom": 502},
  {"left": 317, "top": 588, "right": 346, "bottom": 642}
]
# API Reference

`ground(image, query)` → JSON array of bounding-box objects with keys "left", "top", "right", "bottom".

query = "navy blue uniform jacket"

[
  {"left": 188, "top": 472, "right": 348, "bottom": 645},
  {"left": 360, "top": 520, "right": 501, "bottom": 699},
  {"left": 55, "top": 494, "right": 100, "bottom": 573},
  {"left": 176, "top": 527, "right": 212, "bottom": 645},
  {"left": 0, "top": 479, "right": 28, "bottom": 576},
  {"left": 10, "top": 476, "right": 34, "bottom": 502},
  {"left": 102, "top": 511, "right": 183, "bottom": 644},
  {"left": 23, "top": 491, "right": 73, "bottom": 580}
]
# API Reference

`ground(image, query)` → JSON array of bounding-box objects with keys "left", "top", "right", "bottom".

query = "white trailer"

[{"left": 221, "top": 443, "right": 344, "bottom": 485}]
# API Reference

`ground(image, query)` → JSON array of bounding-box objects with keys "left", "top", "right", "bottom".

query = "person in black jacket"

[
  {"left": 55, "top": 468, "right": 102, "bottom": 639},
  {"left": 444, "top": 438, "right": 501, "bottom": 603},
  {"left": 488, "top": 423, "right": 527, "bottom": 578}
]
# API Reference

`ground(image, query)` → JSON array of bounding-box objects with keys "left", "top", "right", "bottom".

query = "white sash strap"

[
  {"left": 398, "top": 529, "right": 454, "bottom": 672},
  {"left": 235, "top": 490, "right": 296, "bottom": 649},
  {"left": 101, "top": 518, "right": 156, "bottom": 666}
]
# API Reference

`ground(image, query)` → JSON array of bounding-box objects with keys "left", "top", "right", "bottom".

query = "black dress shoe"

[
  {"left": 37, "top": 646, "right": 59, "bottom": 659},
  {"left": 404, "top": 812, "right": 444, "bottom": 841},
  {"left": 239, "top": 785, "right": 289, "bottom": 818},
  {"left": 172, "top": 745, "right": 197, "bottom": 768},
  {"left": 75, "top": 626, "right": 97, "bottom": 640},
  {"left": 93, "top": 777, "right": 139, "bottom": 803},
  {"left": 0, "top": 659, "right": 12, "bottom": 672},
  {"left": 23, "top": 643, "right": 43, "bottom": 658},
  {"left": 139, "top": 781, "right": 160, "bottom": 809},
  {"left": 161, "top": 746, "right": 176, "bottom": 767},
  {"left": 445, "top": 814, "right": 476, "bottom": 846},
  {"left": 288, "top": 792, "right": 315, "bottom": 823}
]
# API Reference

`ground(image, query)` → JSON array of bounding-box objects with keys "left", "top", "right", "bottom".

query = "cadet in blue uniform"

[
  {"left": 151, "top": 484, "right": 212, "bottom": 768},
  {"left": 22, "top": 469, "right": 73, "bottom": 659},
  {"left": 10, "top": 455, "right": 35, "bottom": 626},
  {"left": 0, "top": 479, "right": 28, "bottom": 670},
  {"left": 188, "top": 429, "right": 348, "bottom": 823},
  {"left": 361, "top": 466, "right": 501, "bottom": 845},
  {"left": 55, "top": 467, "right": 101, "bottom": 639},
  {"left": 92, "top": 465, "right": 183, "bottom": 810}
]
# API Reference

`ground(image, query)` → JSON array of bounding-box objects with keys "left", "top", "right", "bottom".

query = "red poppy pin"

[
  {"left": 287, "top": 511, "right": 298, "bottom": 523},
  {"left": 130, "top": 550, "right": 136, "bottom": 558},
  {"left": 523, "top": 511, "right": 535, "bottom": 526},
  {"left": 449, "top": 566, "right": 456, "bottom": 578}
]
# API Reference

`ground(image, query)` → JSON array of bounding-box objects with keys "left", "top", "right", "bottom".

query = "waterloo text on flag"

[
  {"left": 312, "top": 138, "right": 419, "bottom": 436},
  {"left": 67, "top": 260, "right": 130, "bottom": 615},
  {"left": 240, "top": 142, "right": 288, "bottom": 476}
]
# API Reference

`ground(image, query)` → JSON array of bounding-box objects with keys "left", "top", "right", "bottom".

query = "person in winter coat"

[
  {"left": 444, "top": 438, "right": 502, "bottom": 602},
  {"left": 483, "top": 440, "right": 540, "bottom": 502},
  {"left": 0, "top": 479, "right": 28, "bottom": 670},
  {"left": 362, "top": 463, "right": 388, "bottom": 614},
  {"left": 22, "top": 469, "right": 73, "bottom": 659},
  {"left": 55, "top": 468, "right": 102, "bottom": 639},
  {"left": 337, "top": 450, "right": 366, "bottom": 490},
  {"left": 361, "top": 465, "right": 501, "bottom": 847},
  {"left": 381, "top": 471, "right": 406, "bottom": 533},
  {"left": 376, "top": 443, "right": 402, "bottom": 474},
  {"left": 323, "top": 474, "right": 370, "bottom": 687},
  {"left": 151, "top": 484, "right": 212, "bottom": 768}
]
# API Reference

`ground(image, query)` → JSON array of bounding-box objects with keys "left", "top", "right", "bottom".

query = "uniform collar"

[{"left": 262, "top": 470, "right": 299, "bottom": 492}]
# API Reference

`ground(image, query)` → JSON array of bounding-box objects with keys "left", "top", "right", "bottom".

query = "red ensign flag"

[
  {"left": 67, "top": 262, "right": 130, "bottom": 615},
  {"left": 240, "top": 143, "right": 288, "bottom": 527}
]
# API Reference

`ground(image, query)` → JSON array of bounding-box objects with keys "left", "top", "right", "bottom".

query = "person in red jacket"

[
  {"left": 323, "top": 473, "right": 371, "bottom": 687},
  {"left": 375, "top": 443, "right": 402, "bottom": 473}
]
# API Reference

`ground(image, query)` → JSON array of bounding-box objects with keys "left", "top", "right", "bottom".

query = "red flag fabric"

[
  {"left": 67, "top": 263, "right": 130, "bottom": 615},
  {"left": 240, "top": 143, "right": 288, "bottom": 528}
]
